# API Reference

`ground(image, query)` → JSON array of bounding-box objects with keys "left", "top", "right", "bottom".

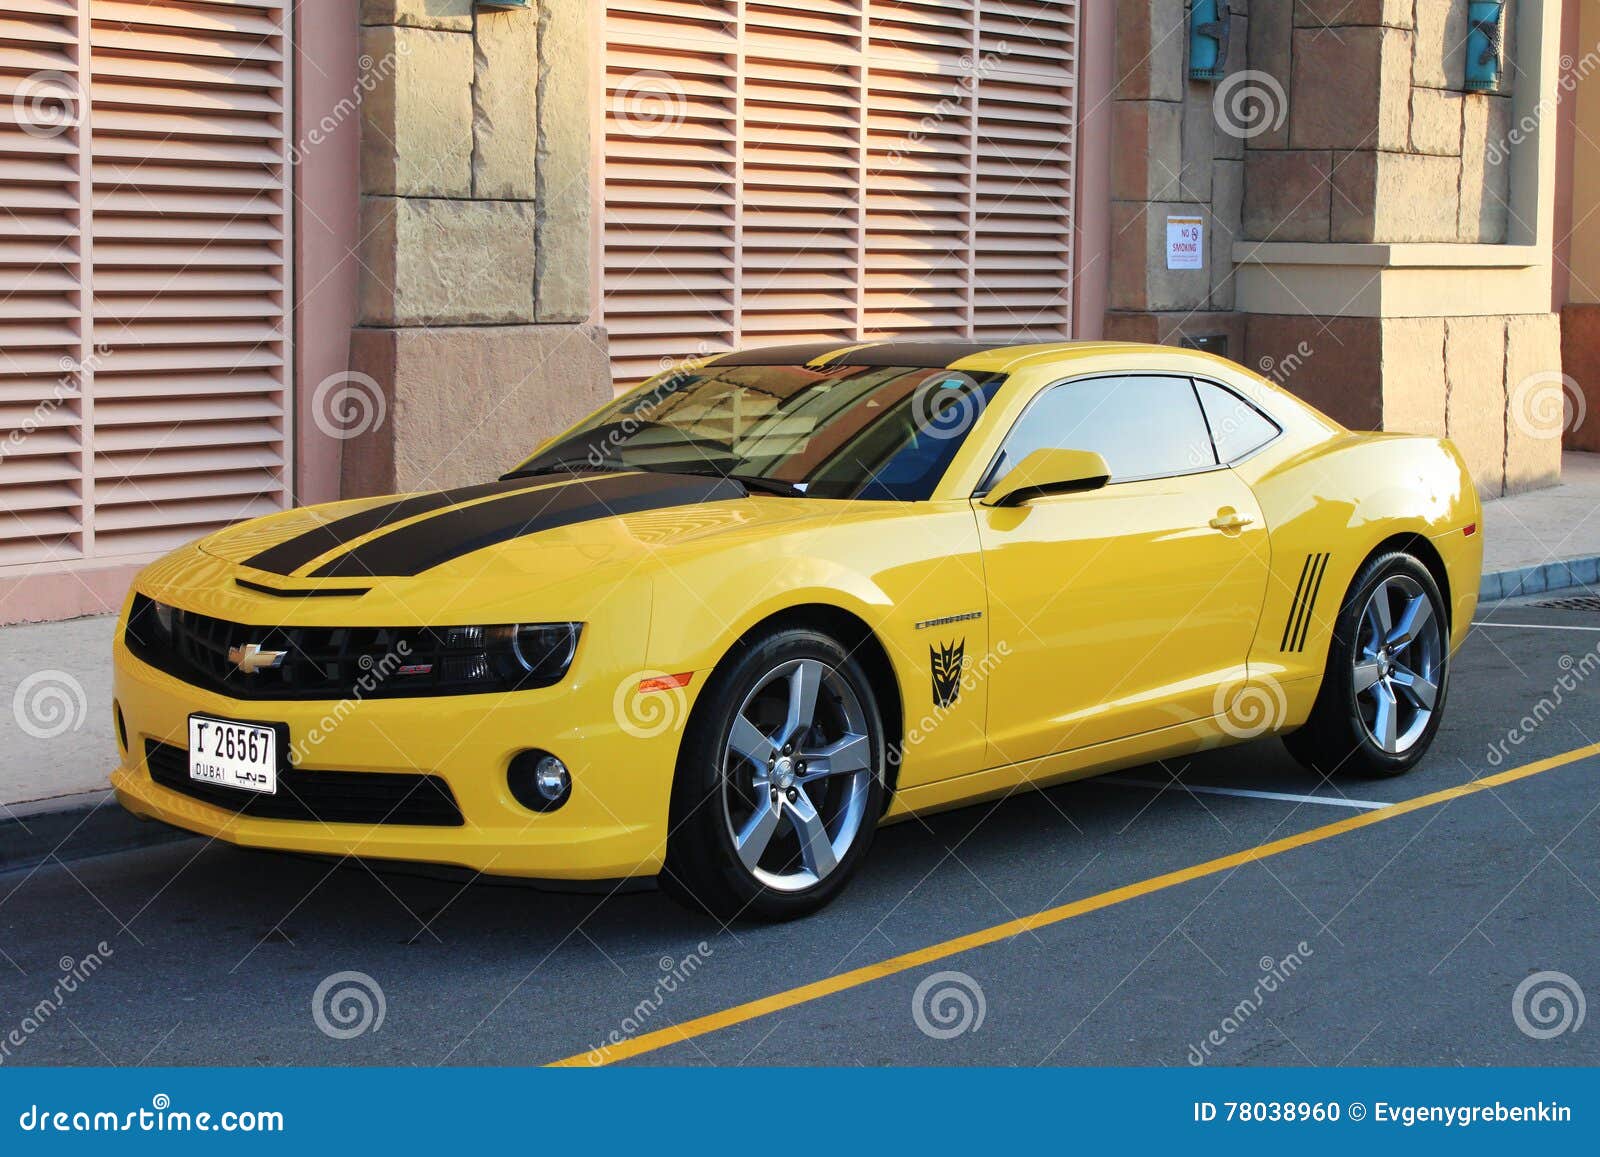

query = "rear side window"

[
  {"left": 984, "top": 375, "right": 1216, "bottom": 487},
  {"left": 1195, "top": 379, "right": 1280, "bottom": 463}
]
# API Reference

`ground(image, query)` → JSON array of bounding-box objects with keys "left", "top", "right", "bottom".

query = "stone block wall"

[
  {"left": 345, "top": 0, "right": 611, "bottom": 498},
  {"left": 1105, "top": 0, "right": 1246, "bottom": 346},
  {"left": 1106, "top": 1, "right": 1563, "bottom": 496},
  {"left": 1246, "top": 311, "right": 1563, "bottom": 498},
  {"left": 1246, "top": 1, "right": 1514, "bottom": 244}
]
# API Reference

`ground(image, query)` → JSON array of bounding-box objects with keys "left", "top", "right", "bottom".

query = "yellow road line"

[{"left": 551, "top": 741, "right": 1600, "bottom": 1068}]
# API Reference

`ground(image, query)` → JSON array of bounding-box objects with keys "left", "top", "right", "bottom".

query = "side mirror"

[{"left": 980, "top": 448, "right": 1111, "bottom": 507}]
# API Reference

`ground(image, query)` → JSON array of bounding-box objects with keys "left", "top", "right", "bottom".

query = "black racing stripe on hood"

[
  {"left": 243, "top": 477, "right": 555, "bottom": 576},
  {"left": 307, "top": 472, "right": 748, "bottom": 578}
]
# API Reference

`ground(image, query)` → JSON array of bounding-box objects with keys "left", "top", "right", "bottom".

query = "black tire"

[
  {"left": 1283, "top": 551, "right": 1450, "bottom": 778},
  {"left": 661, "top": 626, "right": 886, "bottom": 922}
]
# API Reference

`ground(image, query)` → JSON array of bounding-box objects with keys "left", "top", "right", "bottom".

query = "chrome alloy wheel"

[
  {"left": 720, "top": 658, "right": 874, "bottom": 893},
  {"left": 1354, "top": 574, "right": 1444, "bottom": 754}
]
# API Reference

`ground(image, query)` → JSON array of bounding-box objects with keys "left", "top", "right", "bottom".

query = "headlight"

[
  {"left": 381, "top": 622, "right": 583, "bottom": 692},
  {"left": 126, "top": 594, "right": 175, "bottom": 653},
  {"left": 489, "top": 623, "right": 583, "bottom": 686}
]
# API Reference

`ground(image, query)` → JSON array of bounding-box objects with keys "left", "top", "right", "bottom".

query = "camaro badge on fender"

[
  {"left": 930, "top": 639, "right": 965, "bottom": 708},
  {"left": 228, "top": 643, "right": 287, "bottom": 675}
]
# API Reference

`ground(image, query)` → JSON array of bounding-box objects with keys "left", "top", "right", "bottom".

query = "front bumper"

[{"left": 111, "top": 638, "right": 685, "bottom": 881}]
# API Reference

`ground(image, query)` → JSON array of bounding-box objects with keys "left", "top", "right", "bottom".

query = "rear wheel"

[
  {"left": 662, "top": 627, "right": 886, "bottom": 922},
  {"left": 1283, "top": 552, "right": 1449, "bottom": 777}
]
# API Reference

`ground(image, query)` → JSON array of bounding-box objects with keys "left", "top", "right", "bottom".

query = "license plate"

[{"left": 188, "top": 714, "right": 278, "bottom": 795}]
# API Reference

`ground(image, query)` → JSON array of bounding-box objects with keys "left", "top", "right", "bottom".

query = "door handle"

[{"left": 1209, "top": 512, "right": 1254, "bottom": 531}]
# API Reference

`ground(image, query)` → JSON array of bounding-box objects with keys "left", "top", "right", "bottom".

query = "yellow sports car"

[{"left": 112, "top": 340, "right": 1482, "bottom": 920}]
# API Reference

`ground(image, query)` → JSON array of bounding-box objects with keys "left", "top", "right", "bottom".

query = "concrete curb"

[
  {"left": 1479, "top": 555, "right": 1600, "bottom": 602},
  {"left": 7, "top": 555, "right": 1600, "bottom": 878},
  {"left": 0, "top": 791, "right": 192, "bottom": 876}
]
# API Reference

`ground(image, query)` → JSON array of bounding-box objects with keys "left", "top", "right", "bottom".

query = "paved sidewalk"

[
  {"left": 1, "top": 614, "right": 117, "bottom": 812},
  {"left": 1481, "top": 452, "right": 1600, "bottom": 572},
  {"left": 1479, "top": 451, "right": 1600, "bottom": 598},
  {"left": 3, "top": 453, "right": 1598, "bottom": 825}
]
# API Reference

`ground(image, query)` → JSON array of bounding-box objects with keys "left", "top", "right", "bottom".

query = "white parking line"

[
  {"left": 1472, "top": 621, "right": 1600, "bottom": 632},
  {"left": 1102, "top": 777, "right": 1391, "bottom": 811}
]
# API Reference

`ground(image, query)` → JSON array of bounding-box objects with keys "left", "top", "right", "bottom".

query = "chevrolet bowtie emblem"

[{"left": 228, "top": 643, "right": 287, "bottom": 675}]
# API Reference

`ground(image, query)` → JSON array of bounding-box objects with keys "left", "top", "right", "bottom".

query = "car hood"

[{"left": 192, "top": 472, "right": 846, "bottom": 608}]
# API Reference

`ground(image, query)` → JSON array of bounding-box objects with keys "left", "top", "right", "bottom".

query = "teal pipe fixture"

[
  {"left": 1466, "top": 1, "right": 1506, "bottom": 92},
  {"left": 1189, "top": 1, "right": 1230, "bottom": 82}
]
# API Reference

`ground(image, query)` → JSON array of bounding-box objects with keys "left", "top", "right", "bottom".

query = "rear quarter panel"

[{"left": 1234, "top": 432, "right": 1481, "bottom": 704}]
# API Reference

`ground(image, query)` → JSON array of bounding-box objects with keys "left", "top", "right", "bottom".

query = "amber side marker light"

[{"left": 639, "top": 673, "right": 694, "bottom": 693}]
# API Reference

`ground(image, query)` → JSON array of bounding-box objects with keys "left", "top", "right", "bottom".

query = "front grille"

[
  {"left": 125, "top": 594, "right": 537, "bottom": 700},
  {"left": 145, "top": 741, "right": 464, "bottom": 827}
]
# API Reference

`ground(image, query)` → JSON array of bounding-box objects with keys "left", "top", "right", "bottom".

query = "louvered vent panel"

[
  {"left": 603, "top": 2, "right": 738, "bottom": 387},
  {"left": 741, "top": 51, "right": 862, "bottom": 344},
  {"left": 87, "top": 0, "right": 289, "bottom": 558},
  {"left": 601, "top": 0, "right": 1077, "bottom": 389},
  {"left": 0, "top": 0, "right": 291, "bottom": 579},
  {"left": 0, "top": 0, "right": 85, "bottom": 567}
]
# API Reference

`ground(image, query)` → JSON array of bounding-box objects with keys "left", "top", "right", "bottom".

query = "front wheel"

[
  {"left": 662, "top": 627, "right": 886, "bottom": 922},
  {"left": 1283, "top": 551, "right": 1450, "bottom": 777}
]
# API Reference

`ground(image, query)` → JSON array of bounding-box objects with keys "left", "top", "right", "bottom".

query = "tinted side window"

[
  {"left": 986, "top": 375, "right": 1216, "bottom": 486},
  {"left": 1196, "top": 380, "right": 1280, "bottom": 463}
]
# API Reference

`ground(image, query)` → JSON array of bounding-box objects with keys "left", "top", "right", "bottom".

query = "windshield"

[{"left": 511, "top": 363, "right": 1006, "bottom": 501}]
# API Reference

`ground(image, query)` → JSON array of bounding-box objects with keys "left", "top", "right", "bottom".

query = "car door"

[{"left": 974, "top": 373, "right": 1272, "bottom": 767}]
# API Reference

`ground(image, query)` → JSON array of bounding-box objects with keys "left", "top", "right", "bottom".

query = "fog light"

[
  {"left": 508, "top": 749, "right": 571, "bottom": 812},
  {"left": 534, "top": 755, "right": 569, "bottom": 801}
]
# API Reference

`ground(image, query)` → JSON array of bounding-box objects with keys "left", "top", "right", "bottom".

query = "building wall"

[
  {"left": 1106, "top": 0, "right": 1566, "bottom": 499},
  {"left": 1103, "top": 0, "right": 1248, "bottom": 353},
  {"left": 343, "top": 0, "right": 612, "bottom": 497},
  {"left": 1560, "top": 0, "right": 1600, "bottom": 451}
]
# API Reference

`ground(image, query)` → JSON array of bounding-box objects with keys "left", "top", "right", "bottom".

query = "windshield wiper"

[
  {"left": 662, "top": 468, "right": 808, "bottom": 498},
  {"left": 502, "top": 458, "right": 630, "bottom": 480}
]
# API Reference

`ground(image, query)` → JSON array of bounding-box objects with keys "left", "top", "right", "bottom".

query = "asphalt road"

[{"left": 3, "top": 596, "right": 1598, "bottom": 1068}]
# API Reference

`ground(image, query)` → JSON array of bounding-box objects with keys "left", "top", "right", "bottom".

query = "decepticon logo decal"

[{"left": 930, "top": 639, "right": 965, "bottom": 709}]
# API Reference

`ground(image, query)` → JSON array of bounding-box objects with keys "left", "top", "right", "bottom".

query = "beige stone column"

[
  {"left": 344, "top": 0, "right": 612, "bottom": 498},
  {"left": 1107, "top": 0, "right": 1566, "bottom": 496}
]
